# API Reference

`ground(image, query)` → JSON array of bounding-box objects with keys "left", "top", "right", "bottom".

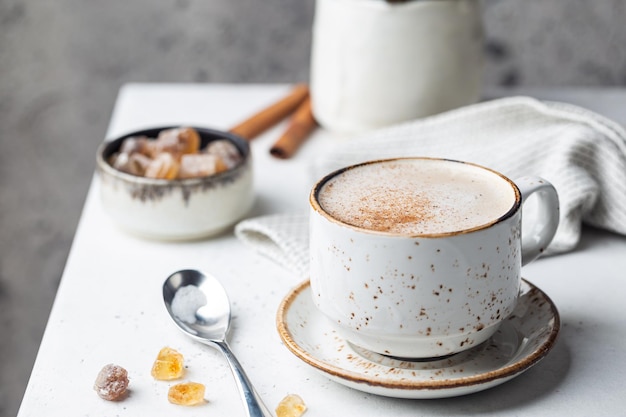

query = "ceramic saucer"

[{"left": 276, "top": 279, "right": 559, "bottom": 399}]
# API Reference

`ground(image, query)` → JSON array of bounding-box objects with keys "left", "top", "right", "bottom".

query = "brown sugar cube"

[
  {"left": 120, "top": 136, "right": 152, "bottom": 156},
  {"left": 276, "top": 394, "right": 307, "bottom": 417},
  {"left": 152, "top": 129, "right": 180, "bottom": 156},
  {"left": 205, "top": 139, "right": 242, "bottom": 169},
  {"left": 126, "top": 153, "right": 152, "bottom": 176},
  {"left": 176, "top": 127, "right": 201, "bottom": 154},
  {"left": 154, "top": 127, "right": 200, "bottom": 157},
  {"left": 93, "top": 364, "right": 129, "bottom": 401},
  {"left": 110, "top": 152, "right": 130, "bottom": 172},
  {"left": 113, "top": 152, "right": 152, "bottom": 176},
  {"left": 151, "top": 347, "right": 184, "bottom": 380},
  {"left": 168, "top": 382, "right": 206, "bottom": 406},
  {"left": 145, "top": 152, "right": 180, "bottom": 179},
  {"left": 142, "top": 139, "right": 158, "bottom": 158},
  {"left": 178, "top": 154, "right": 228, "bottom": 179}
]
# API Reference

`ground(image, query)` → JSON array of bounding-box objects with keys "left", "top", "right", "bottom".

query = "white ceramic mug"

[
  {"left": 309, "top": 0, "right": 483, "bottom": 133},
  {"left": 309, "top": 158, "right": 559, "bottom": 358}
]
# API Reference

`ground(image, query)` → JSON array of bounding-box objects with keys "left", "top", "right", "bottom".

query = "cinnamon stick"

[
  {"left": 270, "top": 95, "right": 317, "bottom": 159},
  {"left": 229, "top": 84, "right": 309, "bottom": 141}
]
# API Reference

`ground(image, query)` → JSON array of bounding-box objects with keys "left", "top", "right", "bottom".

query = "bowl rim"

[{"left": 96, "top": 126, "right": 251, "bottom": 185}]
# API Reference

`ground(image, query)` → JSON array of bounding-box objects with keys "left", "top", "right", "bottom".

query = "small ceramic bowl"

[{"left": 96, "top": 126, "right": 254, "bottom": 240}]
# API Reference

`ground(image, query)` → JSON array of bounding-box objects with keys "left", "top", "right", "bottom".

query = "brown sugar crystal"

[
  {"left": 154, "top": 127, "right": 200, "bottom": 157},
  {"left": 168, "top": 382, "right": 206, "bottom": 406},
  {"left": 178, "top": 153, "right": 228, "bottom": 178},
  {"left": 93, "top": 364, "right": 129, "bottom": 401},
  {"left": 276, "top": 394, "right": 307, "bottom": 417},
  {"left": 109, "top": 127, "right": 243, "bottom": 179},
  {"left": 151, "top": 347, "right": 184, "bottom": 380}
]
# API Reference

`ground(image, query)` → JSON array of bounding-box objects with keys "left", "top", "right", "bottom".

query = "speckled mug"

[{"left": 309, "top": 158, "right": 559, "bottom": 358}]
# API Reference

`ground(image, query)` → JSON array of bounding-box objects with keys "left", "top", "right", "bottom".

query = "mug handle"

[{"left": 515, "top": 176, "right": 560, "bottom": 266}]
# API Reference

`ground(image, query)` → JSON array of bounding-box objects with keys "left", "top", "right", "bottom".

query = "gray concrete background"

[{"left": 1, "top": 1, "right": 625, "bottom": 415}]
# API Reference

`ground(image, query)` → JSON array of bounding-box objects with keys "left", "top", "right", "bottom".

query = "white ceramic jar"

[{"left": 310, "top": 0, "right": 484, "bottom": 133}]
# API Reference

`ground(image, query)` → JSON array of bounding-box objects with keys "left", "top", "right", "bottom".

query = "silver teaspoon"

[{"left": 163, "top": 269, "right": 273, "bottom": 417}]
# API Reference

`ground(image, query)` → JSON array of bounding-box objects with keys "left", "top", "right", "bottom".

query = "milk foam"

[{"left": 317, "top": 159, "right": 517, "bottom": 235}]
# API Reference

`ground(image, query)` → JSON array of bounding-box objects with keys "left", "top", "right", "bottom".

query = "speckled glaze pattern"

[
  {"left": 96, "top": 127, "right": 253, "bottom": 240},
  {"left": 309, "top": 158, "right": 559, "bottom": 358},
  {"left": 276, "top": 279, "right": 560, "bottom": 399}
]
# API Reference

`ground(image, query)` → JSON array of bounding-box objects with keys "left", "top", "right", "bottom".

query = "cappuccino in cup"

[
  {"left": 317, "top": 158, "right": 516, "bottom": 235},
  {"left": 309, "top": 158, "right": 559, "bottom": 358}
]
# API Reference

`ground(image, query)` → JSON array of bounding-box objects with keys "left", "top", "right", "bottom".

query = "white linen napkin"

[{"left": 235, "top": 96, "right": 626, "bottom": 278}]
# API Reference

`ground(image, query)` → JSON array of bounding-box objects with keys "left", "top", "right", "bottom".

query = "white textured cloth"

[
  {"left": 235, "top": 213, "right": 311, "bottom": 277},
  {"left": 236, "top": 96, "right": 626, "bottom": 278}
]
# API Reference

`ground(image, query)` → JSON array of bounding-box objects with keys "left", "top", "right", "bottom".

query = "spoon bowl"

[
  {"left": 163, "top": 269, "right": 231, "bottom": 342},
  {"left": 163, "top": 269, "right": 272, "bottom": 417}
]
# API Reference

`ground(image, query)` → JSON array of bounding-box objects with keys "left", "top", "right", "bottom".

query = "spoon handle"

[{"left": 214, "top": 340, "right": 274, "bottom": 417}]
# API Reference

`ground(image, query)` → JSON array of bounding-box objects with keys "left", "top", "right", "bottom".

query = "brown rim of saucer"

[
  {"left": 275, "top": 279, "right": 560, "bottom": 392},
  {"left": 309, "top": 157, "right": 522, "bottom": 238}
]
